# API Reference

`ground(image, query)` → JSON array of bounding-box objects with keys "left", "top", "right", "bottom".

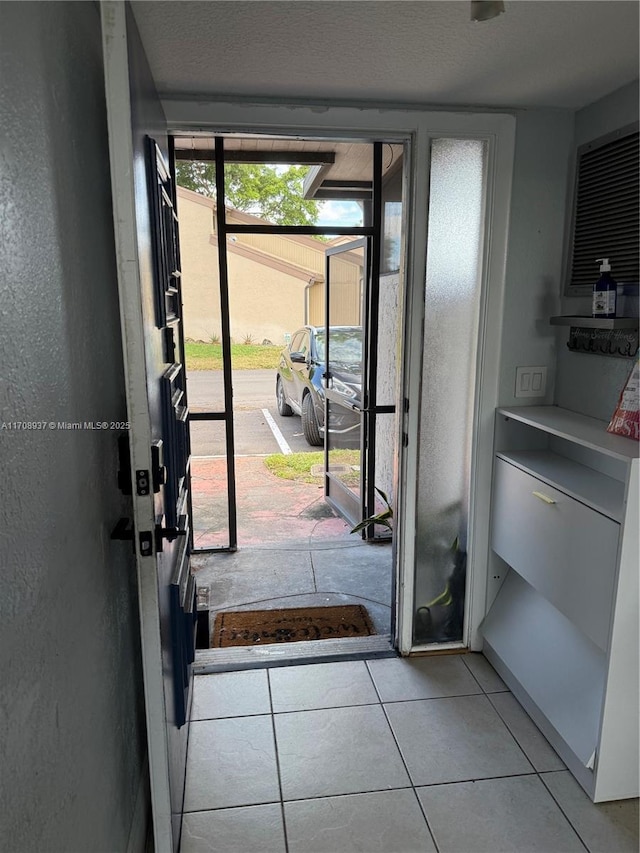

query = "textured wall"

[
  {"left": 0, "top": 4, "right": 147, "bottom": 851},
  {"left": 555, "top": 80, "right": 640, "bottom": 421},
  {"left": 498, "top": 109, "right": 575, "bottom": 408}
]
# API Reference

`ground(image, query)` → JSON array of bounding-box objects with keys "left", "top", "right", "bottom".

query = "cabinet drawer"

[{"left": 491, "top": 458, "right": 619, "bottom": 651}]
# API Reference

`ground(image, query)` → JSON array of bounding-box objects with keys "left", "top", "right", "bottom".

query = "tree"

[{"left": 176, "top": 161, "right": 320, "bottom": 226}]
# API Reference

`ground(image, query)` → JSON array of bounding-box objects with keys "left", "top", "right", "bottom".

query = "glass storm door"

[
  {"left": 323, "top": 240, "right": 366, "bottom": 526},
  {"left": 324, "top": 238, "right": 393, "bottom": 535}
]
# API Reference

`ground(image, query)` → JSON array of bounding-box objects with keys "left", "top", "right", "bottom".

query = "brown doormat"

[{"left": 212, "top": 604, "right": 375, "bottom": 648}]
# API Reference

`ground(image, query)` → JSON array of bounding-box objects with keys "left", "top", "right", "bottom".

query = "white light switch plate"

[{"left": 515, "top": 366, "right": 547, "bottom": 398}]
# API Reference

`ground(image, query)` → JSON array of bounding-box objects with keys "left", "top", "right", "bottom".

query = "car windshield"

[{"left": 315, "top": 328, "right": 362, "bottom": 369}]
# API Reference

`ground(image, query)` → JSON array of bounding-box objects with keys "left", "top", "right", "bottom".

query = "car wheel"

[
  {"left": 276, "top": 376, "right": 293, "bottom": 416},
  {"left": 302, "top": 393, "right": 322, "bottom": 446}
]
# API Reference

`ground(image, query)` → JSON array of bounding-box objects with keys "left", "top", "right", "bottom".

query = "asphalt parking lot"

[{"left": 187, "top": 369, "right": 312, "bottom": 456}]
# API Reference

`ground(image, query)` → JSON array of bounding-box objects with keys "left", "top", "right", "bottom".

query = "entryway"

[
  {"left": 103, "top": 7, "right": 518, "bottom": 847},
  {"left": 175, "top": 134, "right": 404, "bottom": 662}
]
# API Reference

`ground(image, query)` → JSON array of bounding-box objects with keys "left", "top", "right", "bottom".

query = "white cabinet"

[{"left": 482, "top": 406, "right": 639, "bottom": 802}]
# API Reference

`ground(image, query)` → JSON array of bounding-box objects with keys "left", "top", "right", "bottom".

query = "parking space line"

[{"left": 261, "top": 407, "right": 293, "bottom": 455}]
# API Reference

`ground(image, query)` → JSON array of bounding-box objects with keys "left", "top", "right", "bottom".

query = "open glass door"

[
  {"left": 324, "top": 228, "right": 395, "bottom": 537},
  {"left": 323, "top": 240, "right": 368, "bottom": 527}
]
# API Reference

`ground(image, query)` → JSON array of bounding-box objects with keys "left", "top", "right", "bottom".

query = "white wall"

[
  {"left": 0, "top": 4, "right": 147, "bottom": 850},
  {"left": 498, "top": 109, "right": 575, "bottom": 408},
  {"left": 555, "top": 80, "right": 640, "bottom": 421}
]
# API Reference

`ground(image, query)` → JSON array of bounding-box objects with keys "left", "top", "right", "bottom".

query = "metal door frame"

[
  {"left": 180, "top": 136, "right": 384, "bottom": 554},
  {"left": 323, "top": 142, "right": 396, "bottom": 536}
]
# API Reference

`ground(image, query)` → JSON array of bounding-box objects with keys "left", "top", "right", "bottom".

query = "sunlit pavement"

[
  {"left": 190, "top": 456, "right": 351, "bottom": 549},
  {"left": 190, "top": 455, "right": 393, "bottom": 637}
]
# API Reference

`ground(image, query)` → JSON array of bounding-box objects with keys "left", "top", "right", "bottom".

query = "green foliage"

[
  {"left": 184, "top": 342, "right": 281, "bottom": 370},
  {"left": 176, "top": 161, "right": 320, "bottom": 226},
  {"left": 350, "top": 487, "right": 393, "bottom": 534},
  {"left": 264, "top": 450, "right": 360, "bottom": 484}
]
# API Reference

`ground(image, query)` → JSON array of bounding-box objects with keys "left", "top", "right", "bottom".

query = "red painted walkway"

[{"left": 191, "top": 456, "right": 352, "bottom": 548}]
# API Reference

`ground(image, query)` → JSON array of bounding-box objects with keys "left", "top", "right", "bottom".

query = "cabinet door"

[{"left": 491, "top": 459, "right": 619, "bottom": 651}]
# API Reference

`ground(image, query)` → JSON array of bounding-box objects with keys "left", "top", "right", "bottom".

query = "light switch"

[{"left": 515, "top": 366, "right": 547, "bottom": 398}]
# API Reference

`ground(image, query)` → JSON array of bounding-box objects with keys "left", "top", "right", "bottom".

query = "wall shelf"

[
  {"left": 549, "top": 317, "right": 638, "bottom": 357},
  {"left": 497, "top": 405, "right": 639, "bottom": 461},
  {"left": 550, "top": 316, "right": 638, "bottom": 329}
]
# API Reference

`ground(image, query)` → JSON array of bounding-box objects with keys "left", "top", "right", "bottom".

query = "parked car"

[{"left": 276, "top": 325, "right": 362, "bottom": 448}]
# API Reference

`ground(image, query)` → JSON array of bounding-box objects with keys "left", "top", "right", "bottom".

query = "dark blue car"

[{"left": 276, "top": 325, "right": 362, "bottom": 448}]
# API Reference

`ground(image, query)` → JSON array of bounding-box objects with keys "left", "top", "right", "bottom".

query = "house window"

[{"left": 566, "top": 124, "right": 639, "bottom": 293}]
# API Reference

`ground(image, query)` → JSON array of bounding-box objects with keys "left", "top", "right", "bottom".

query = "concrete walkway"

[
  {"left": 191, "top": 456, "right": 350, "bottom": 549},
  {"left": 190, "top": 456, "right": 393, "bottom": 638}
]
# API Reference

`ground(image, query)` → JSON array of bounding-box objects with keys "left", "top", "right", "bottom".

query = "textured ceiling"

[{"left": 131, "top": 1, "right": 639, "bottom": 110}]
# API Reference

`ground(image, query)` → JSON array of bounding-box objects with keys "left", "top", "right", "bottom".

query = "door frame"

[
  {"left": 164, "top": 99, "right": 516, "bottom": 655},
  {"left": 102, "top": 5, "right": 195, "bottom": 850}
]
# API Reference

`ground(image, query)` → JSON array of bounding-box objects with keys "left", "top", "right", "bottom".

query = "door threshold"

[{"left": 194, "top": 635, "right": 395, "bottom": 674}]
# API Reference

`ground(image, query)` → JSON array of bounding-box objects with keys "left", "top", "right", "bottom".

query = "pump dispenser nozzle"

[{"left": 596, "top": 258, "right": 611, "bottom": 272}]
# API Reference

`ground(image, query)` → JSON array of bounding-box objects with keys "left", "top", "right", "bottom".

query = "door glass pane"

[
  {"left": 324, "top": 246, "right": 365, "bottom": 526},
  {"left": 381, "top": 144, "right": 404, "bottom": 275},
  {"left": 190, "top": 421, "right": 230, "bottom": 548},
  {"left": 373, "top": 411, "right": 395, "bottom": 526},
  {"left": 413, "top": 138, "right": 487, "bottom": 645},
  {"left": 175, "top": 190, "right": 226, "bottom": 414},
  {"left": 218, "top": 138, "right": 370, "bottom": 230},
  {"left": 377, "top": 149, "right": 405, "bottom": 409}
]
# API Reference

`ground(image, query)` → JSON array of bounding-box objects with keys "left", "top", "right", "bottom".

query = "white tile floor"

[{"left": 181, "top": 654, "right": 639, "bottom": 853}]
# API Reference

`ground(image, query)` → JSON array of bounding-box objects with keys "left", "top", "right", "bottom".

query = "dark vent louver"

[{"left": 570, "top": 130, "right": 639, "bottom": 289}]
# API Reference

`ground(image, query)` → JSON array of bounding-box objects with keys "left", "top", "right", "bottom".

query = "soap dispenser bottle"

[{"left": 592, "top": 258, "right": 617, "bottom": 319}]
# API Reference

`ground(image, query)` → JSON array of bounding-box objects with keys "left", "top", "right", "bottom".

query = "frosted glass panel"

[{"left": 413, "top": 138, "right": 487, "bottom": 645}]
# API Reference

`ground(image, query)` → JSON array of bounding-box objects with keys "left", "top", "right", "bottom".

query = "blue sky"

[{"left": 316, "top": 199, "right": 363, "bottom": 227}]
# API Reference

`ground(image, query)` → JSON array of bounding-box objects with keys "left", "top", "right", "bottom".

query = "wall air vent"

[{"left": 567, "top": 124, "right": 639, "bottom": 293}]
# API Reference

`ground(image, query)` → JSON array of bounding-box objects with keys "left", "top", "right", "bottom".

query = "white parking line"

[{"left": 262, "top": 407, "right": 293, "bottom": 455}]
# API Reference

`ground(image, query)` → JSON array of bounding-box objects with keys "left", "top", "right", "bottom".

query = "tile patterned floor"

[{"left": 181, "top": 654, "right": 639, "bottom": 853}]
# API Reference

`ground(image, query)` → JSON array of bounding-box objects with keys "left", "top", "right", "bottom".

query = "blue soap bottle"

[{"left": 592, "top": 258, "right": 617, "bottom": 319}]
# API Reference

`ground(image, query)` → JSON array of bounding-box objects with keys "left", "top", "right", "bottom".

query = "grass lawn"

[
  {"left": 264, "top": 450, "right": 360, "bottom": 484},
  {"left": 185, "top": 342, "right": 282, "bottom": 370}
]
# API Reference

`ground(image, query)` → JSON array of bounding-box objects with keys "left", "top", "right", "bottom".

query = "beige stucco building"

[
  {"left": 178, "top": 187, "right": 361, "bottom": 344},
  {"left": 176, "top": 186, "right": 362, "bottom": 345}
]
